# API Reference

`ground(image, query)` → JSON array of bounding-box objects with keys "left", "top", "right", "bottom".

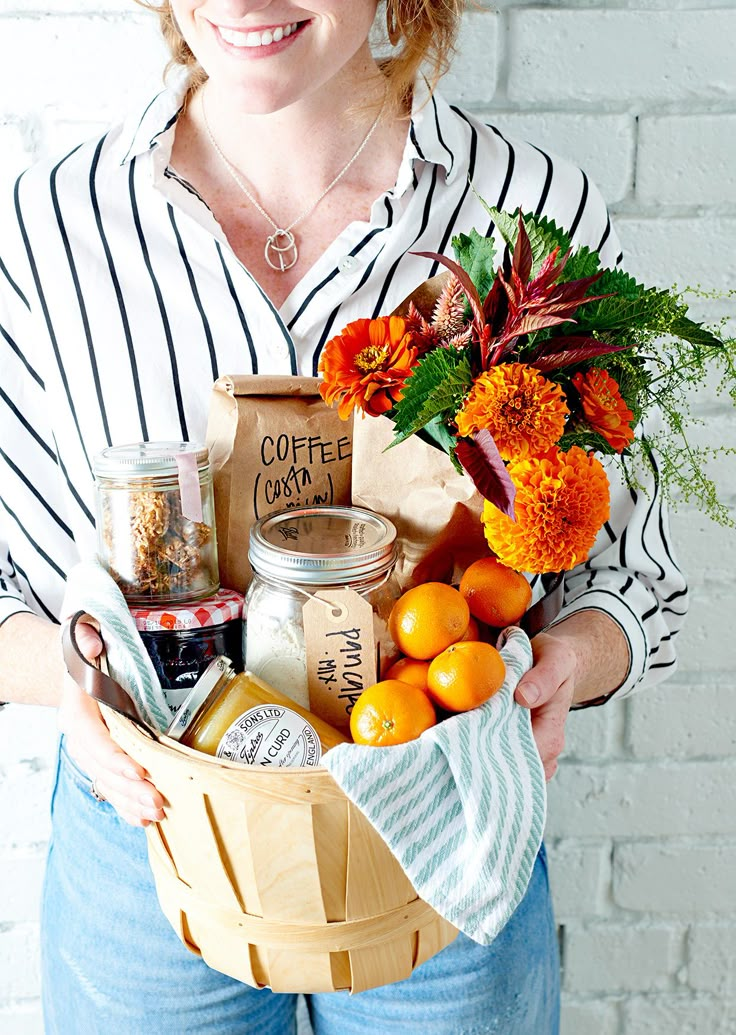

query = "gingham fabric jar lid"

[{"left": 129, "top": 588, "right": 244, "bottom": 632}]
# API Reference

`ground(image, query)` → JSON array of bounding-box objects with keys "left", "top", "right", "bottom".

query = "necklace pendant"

[{"left": 265, "top": 229, "right": 298, "bottom": 272}]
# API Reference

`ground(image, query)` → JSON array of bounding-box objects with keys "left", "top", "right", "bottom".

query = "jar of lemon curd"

[{"left": 166, "top": 656, "right": 347, "bottom": 768}]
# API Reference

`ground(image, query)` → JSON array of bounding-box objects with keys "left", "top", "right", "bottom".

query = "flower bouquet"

[{"left": 319, "top": 205, "right": 736, "bottom": 574}]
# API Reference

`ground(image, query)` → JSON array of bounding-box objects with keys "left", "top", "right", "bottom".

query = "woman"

[{"left": 0, "top": 1, "right": 686, "bottom": 1031}]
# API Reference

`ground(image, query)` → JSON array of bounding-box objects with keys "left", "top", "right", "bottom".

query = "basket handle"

[{"left": 61, "top": 610, "right": 154, "bottom": 735}]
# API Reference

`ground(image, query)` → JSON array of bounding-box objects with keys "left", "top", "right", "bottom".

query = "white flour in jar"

[{"left": 244, "top": 580, "right": 310, "bottom": 708}]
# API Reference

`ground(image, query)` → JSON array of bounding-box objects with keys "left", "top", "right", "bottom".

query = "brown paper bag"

[
  {"left": 206, "top": 375, "right": 354, "bottom": 593},
  {"left": 351, "top": 414, "right": 487, "bottom": 592}
]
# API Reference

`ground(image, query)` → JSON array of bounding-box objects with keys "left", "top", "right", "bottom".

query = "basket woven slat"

[
  {"left": 312, "top": 800, "right": 349, "bottom": 922},
  {"left": 415, "top": 913, "right": 459, "bottom": 969},
  {"left": 245, "top": 798, "right": 327, "bottom": 923},
  {"left": 345, "top": 802, "right": 416, "bottom": 918},
  {"left": 264, "top": 946, "right": 337, "bottom": 994}
]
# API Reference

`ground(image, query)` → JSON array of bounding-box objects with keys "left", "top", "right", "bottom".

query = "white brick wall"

[{"left": 0, "top": 4, "right": 734, "bottom": 1033}]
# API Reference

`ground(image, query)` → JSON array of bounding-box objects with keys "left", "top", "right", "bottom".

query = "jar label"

[
  {"left": 215, "top": 704, "right": 322, "bottom": 768},
  {"left": 302, "top": 588, "right": 377, "bottom": 733}
]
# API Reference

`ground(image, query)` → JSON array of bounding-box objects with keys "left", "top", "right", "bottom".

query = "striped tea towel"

[
  {"left": 63, "top": 561, "right": 172, "bottom": 733},
  {"left": 322, "top": 627, "right": 547, "bottom": 945}
]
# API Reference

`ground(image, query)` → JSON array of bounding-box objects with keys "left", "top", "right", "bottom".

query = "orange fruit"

[
  {"left": 350, "top": 679, "right": 437, "bottom": 746},
  {"left": 460, "top": 615, "right": 481, "bottom": 642},
  {"left": 384, "top": 657, "right": 431, "bottom": 690},
  {"left": 388, "top": 582, "right": 470, "bottom": 660},
  {"left": 459, "top": 556, "right": 532, "bottom": 627},
  {"left": 427, "top": 641, "right": 506, "bottom": 712}
]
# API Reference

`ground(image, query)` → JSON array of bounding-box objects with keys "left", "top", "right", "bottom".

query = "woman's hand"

[
  {"left": 514, "top": 610, "right": 630, "bottom": 781},
  {"left": 515, "top": 630, "right": 577, "bottom": 781},
  {"left": 58, "top": 622, "right": 165, "bottom": 827}
]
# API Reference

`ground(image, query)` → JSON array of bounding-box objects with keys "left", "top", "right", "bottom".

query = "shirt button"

[{"left": 338, "top": 255, "right": 357, "bottom": 273}]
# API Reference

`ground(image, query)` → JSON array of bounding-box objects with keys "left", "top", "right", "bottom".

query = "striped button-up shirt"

[{"left": 0, "top": 77, "right": 687, "bottom": 700}]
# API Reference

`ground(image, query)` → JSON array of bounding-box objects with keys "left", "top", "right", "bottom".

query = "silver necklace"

[{"left": 201, "top": 89, "right": 387, "bottom": 273}]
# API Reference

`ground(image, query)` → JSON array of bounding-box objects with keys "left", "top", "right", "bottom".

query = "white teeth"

[{"left": 218, "top": 22, "right": 299, "bottom": 48}]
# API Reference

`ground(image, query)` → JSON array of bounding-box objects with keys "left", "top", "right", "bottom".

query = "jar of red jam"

[{"left": 129, "top": 589, "right": 244, "bottom": 716}]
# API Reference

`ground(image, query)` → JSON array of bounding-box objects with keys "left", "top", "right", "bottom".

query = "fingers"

[
  {"left": 74, "top": 620, "right": 103, "bottom": 662},
  {"left": 530, "top": 691, "right": 570, "bottom": 781},
  {"left": 59, "top": 676, "right": 165, "bottom": 827}
]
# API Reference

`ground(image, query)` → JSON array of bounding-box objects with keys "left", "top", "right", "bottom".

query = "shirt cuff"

[{"left": 549, "top": 588, "right": 649, "bottom": 707}]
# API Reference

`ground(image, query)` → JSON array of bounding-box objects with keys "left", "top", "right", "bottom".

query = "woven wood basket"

[{"left": 104, "top": 706, "right": 458, "bottom": 994}]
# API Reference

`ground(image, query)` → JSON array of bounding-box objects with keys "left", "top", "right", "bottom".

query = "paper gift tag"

[{"left": 303, "top": 589, "right": 377, "bottom": 733}]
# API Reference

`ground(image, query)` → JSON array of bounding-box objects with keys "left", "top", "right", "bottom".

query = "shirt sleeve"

[
  {"left": 552, "top": 183, "right": 688, "bottom": 703},
  {"left": 0, "top": 181, "right": 54, "bottom": 626}
]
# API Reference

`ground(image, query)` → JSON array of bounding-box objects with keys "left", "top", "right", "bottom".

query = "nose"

[{"left": 211, "top": 0, "right": 276, "bottom": 19}]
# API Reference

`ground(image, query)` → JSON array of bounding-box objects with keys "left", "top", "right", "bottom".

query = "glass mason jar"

[
  {"left": 93, "top": 441, "right": 219, "bottom": 605},
  {"left": 244, "top": 505, "right": 401, "bottom": 710},
  {"left": 166, "top": 656, "right": 348, "bottom": 767}
]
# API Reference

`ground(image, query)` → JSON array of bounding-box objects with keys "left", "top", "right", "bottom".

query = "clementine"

[
  {"left": 427, "top": 641, "right": 506, "bottom": 712},
  {"left": 388, "top": 582, "right": 470, "bottom": 660},
  {"left": 460, "top": 615, "right": 481, "bottom": 642},
  {"left": 458, "top": 556, "right": 531, "bottom": 627},
  {"left": 384, "top": 657, "right": 431, "bottom": 690},
  {"left": 350, "top": 679, "right": 437, "bottom": 746}
]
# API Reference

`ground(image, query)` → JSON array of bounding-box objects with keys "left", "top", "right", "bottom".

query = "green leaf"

[
  {"left": 479, "top": 204, "right": 600, "bottom": 281},
  {"left": 451, "top": 229, "right": 497, "bottom": 300},
  {"left": 391, "top": 349, "right": 473, "bottom": 442}
]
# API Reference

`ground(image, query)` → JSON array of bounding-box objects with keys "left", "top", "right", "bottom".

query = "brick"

[
  {"left": 622, "top": 993, "right": 735, "bottom": 1034},
  {"left": 614, "top": 842, "right": 736, "bottom": 914},
  {"left": 688, "top": 924, "right": 736, "bottom": 996},
  {"left": 507, "top": 10, "right": 736, "bottom": 104},
  {"left": 0, "top": 705, "right": 58, "bottom": 769},
  {"left": 0, "top": 121, "right": 33, "bottom": 198},
  {"left": 560, "top": 997, "right": 619, "bottom": 1035},
  {"left": 0, "top": 1009, "right": 44, "bottom": 1035},
  {"left": 546, "top": 841, "right": 610, "bottom": 920},
  {"left": 668, "top": 508, "right": 736, "bottom": 588},
  {"left": 638, "top": 116, "right": 736, "bottom": 207},
  {"left": 0, "top": 858, "right": 46, "bottom": 924},
  {"left": 483, "top": 112, "right": 634, "bottom": 205},
  {"left": 673, "top": 585, "right": 736, "bottom": 676},
  {"left": 0, "top": 926, "right": 41, "bottom": 1001},
  {"left": 561, "top": 704, "right": 615, "bottom": 761},
  {"left": 563, "top": 922, "right": 681, "bottom": 994},
  {"left": 546, "top": 762, "right": 736, "bottom": 838},
  {"left": 440, "top": 11, "right": 499, "bottom": 105},
  {"left": 627, "top": 681, "right": 736, "bottom": 759},
  {"left": 614, "top": 217, "right": 736, "bottom": 295},
  {"left": 0, "top": 15, "right": 167, "bottom": 122}
]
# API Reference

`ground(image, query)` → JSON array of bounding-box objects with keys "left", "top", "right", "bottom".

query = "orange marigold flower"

[
  {"left": 572, "top": 368, "right": 635, "bottom": 453},
  {"left": 481, "top": 446, "right": 610, "bottom": 573},
  {"left": 318, "top": 317, "right": 418, "bottom": 420},
  {"left": 455, "top": 363, "right": 569, "bottom": 460}
]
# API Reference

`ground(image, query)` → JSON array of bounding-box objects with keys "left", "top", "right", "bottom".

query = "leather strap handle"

[{"left": 61, "top": 611, "right": 152, "bottom": 733}]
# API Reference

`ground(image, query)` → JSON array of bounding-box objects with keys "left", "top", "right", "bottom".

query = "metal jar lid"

[
  {"left": 93, "top": 441, "right": 209, "bottom": 479},
  {"left": 248, "top": 506, "right": 397, "bottom": 585}
]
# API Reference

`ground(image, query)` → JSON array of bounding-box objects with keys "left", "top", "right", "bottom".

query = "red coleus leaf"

[
  {"left": 455, "top": 430, "right": 516, "bottom": 520},
  {"left": 512, "top": 214, "right": 533, "bottom": 284},
  {"left": 412, "top": 251, "right": 486, "bottom": 339},
  {"left": 528, "top": 336, "right": 634, "bottom": 372}
]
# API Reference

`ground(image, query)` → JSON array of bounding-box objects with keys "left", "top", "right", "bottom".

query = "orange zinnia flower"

[
  {"left": 481, "top": 446, "right": 610, "bottom": 573},
  {"left": 572, "top": 368, "right": 635, "bottom": 453},
  {"left": 455, "top": 363, "right": 569, "bottom": 460},
  {"left": 318, "top": 317, "right": 418, "bottom": 420}
]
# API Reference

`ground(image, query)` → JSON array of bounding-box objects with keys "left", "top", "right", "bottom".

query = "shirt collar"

[
  {"left": 117, "top": 72, "right": 464, "bottom": 185},
  {"left": 403, "top": 79, "right": 464, "bottom": 185},
  {"left": 118, "top": 70, "right": 189, "bottom": 167}
]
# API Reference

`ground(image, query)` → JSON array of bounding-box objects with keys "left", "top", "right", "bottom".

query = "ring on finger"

[{"left": 91, "top": 777, "right": 106, "bottom": 803}]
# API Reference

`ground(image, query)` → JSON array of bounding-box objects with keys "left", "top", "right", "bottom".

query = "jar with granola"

[{"left": 93, "top": 441, "right": 219, "bottom": 605}]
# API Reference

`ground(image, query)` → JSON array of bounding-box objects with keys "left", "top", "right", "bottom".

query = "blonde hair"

[{"left": 134, "top": 1, "right": 465, "bottom": 113}]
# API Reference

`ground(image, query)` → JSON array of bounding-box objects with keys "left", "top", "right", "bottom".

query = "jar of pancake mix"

[
  {"left": 129, "top": 588, "right": 244, "bottom": 716},
  {"left": 243, "top": 505, "right": 400, "bottom": 731},
  {"left": 94, "top": 441, "right": 219, "bottom": 604}
]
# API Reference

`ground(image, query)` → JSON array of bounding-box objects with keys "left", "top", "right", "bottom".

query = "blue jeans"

[{"left": 42, "top": 738, "right": 560, "bottom": 1034}]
